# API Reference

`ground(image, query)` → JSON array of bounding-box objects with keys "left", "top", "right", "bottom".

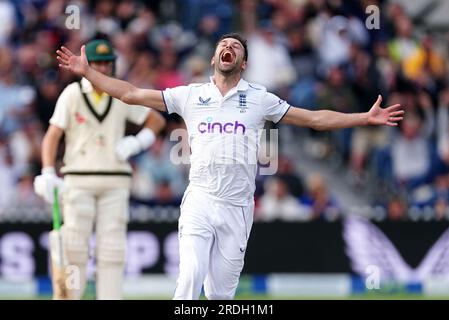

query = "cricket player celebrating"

[
  {"left": 56, "top": 33, "right": 403, "bottom": 300},
  {"left": 34, "top": 39, "right": 165, "bottom": 300}
]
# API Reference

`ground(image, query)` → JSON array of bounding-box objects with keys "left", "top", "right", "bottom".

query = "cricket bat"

[{"left": 49, "top": 188, "right": 69, "bottom": 300}]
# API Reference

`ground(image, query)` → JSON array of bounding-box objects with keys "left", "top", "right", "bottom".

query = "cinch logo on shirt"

[{"left": 198, "top": 120, "right": 246, "bottom": 134}]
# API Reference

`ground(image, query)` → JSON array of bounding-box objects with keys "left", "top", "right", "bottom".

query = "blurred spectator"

[
  {"left": 434, "top": 201, "right": 448, "bottom": 220},
  {"left": 388, "top": 15, "right": 418, "bottom": 63},
  {"left": 316, "top": 15, "right": 367, "bottom": 70},
  {"left": 287, "top": 25, "right": 315, "bottom": 78},
  {"left": 7, "top": 171, "right": 45, "bottom": 214},
  {"left": 276, "top": 156, "right": 304, "bottom": 198},
  {"left": 177, "top": 0, "right": 233, "bottom": 38},
  {"left": 373, "top": 39, "right": 398, "bottom": 93},
  {"left": 244, "top": 20, "right": 297, "bottom": 92},
  {"left": 132, "top": 137, "right": 187, "bottom": 201},
  {"left": 300, "top": 172, "right": 340, "bottom": 221},
  {"left": 286, "top": 25, "right": 317, "bottom": 108},
  {"left": 153, "top": 180, "right": 182, "bottom": 206},
  {"left": 317, "top": 65, "right": 358, "bottom": 114},
  {"left": 387, "top": 196, "right": 408, "bottom": 221},
  {"left": 149, "top": 21, "right": 196, "bottom": 55},
  {"left": 403, "top": 35, "right": 447, "bottom": 84},
  {"left": 113, "top": 32, "right": 139, "bottom": 79},
  {"left": 116, "top": 0, "right": 139, "bottom": 30},
  {"left": 155, "top": 49, "right": 185, "bottom": 90},
  {"left": 317, "top": 65, "right": 357, "bottom": 160},
  {"left": 127, "top": 51, "right": 157, "bottom": 89},
  {"left": 347, "top": 43, "right": 387, "bottom": 181},
  {"left": 92, "top": 0, "right": 120, "bottom": 36},
  {"left": 127, "top": 6, "right": 156, "bottom": 40},
  {"left": 9, "top": 118, "right": 43, "bottom": 176},
  {"left": 256, "top": 176, "right": 309, "bottom": 222},
  {"left": 0, "top": 140, "right": 16, "bottom": 210},
  {"left": 411, "top": 174, "right": 449, "bottom": 216},
  {"left": 34, "top": 71, "right": 61, "bottom": 127},
  {"left": 391, "top": 92, "right": 435, "bottom": 190},
  {"left": 183, "top": 55, "right": 210, "bottom": 83},
  {"left": 434, "top": 196, "right": 449, "bottom": 220},
  {"left": 0, "top": 79, "right": 35, "bottom": 136},
  {"left": 437, "top": 88, "right": 449, "bottom": 167},
  {"left": 0, "top": 0, "right": 15, "bottom": 45}
]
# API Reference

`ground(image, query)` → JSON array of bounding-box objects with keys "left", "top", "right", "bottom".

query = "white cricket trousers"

[{"left": 173, "top": 187, "right": 254, "bottom": 300}]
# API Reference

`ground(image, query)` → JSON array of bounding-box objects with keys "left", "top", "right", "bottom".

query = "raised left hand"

[
  {"left": 367, "top": 95, "right": 404, "bottom": 126},
  {"left": 56, "top": 45, "right": 89, "bottom": 77}
]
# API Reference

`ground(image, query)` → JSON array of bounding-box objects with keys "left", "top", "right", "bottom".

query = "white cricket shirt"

[
  {"left": 163, "top": 77, "right": 290, "bottom": 206},
  {"left": 50, "top": 78, "right": 149, "bottom": 177}
]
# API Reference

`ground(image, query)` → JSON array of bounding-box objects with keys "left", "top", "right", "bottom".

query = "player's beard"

[{"left": 215, "top": 58, "right": 242, "bottom": 76}]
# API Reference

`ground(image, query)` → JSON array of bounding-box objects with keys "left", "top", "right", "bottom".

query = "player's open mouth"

[{"left": 221, "top": 51, "right": 234, "bottom": 64}]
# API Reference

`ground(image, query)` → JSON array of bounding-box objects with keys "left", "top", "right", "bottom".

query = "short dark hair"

[{"left": 216, "top": 33, "right": 248, "bottom": 61}]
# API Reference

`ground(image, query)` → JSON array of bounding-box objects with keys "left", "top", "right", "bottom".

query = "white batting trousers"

[{"left": 173, "top": 187, "right": 254, "bottom": 300}]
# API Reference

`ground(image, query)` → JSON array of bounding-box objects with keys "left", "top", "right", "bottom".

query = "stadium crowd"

[{"left": 1, "top": 0, "right": 449, "bottom": 222}]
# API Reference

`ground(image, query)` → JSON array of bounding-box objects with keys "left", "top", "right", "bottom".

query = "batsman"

[{"left": 33, "top": 39, "right": 166, "bottom": 299}]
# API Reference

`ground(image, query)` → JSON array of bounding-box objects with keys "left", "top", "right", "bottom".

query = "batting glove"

[
  {"left": 115, "top": 128, "right": 156, "bottom": 161},
  {"left": 33, "top": 167, "right": 64, "bottom": 204}
]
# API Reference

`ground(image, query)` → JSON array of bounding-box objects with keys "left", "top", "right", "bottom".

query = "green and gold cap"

[{"left": 85, "top": 39, "right": 116, "bottom": 62}]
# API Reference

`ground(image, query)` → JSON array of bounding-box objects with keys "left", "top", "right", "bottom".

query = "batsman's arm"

[
  {"left": 281, "top": 95, "right": 404, "bottom": 130},
  {"left": 57, "top": 46, "right": 167, "bottom": 112},
  {"left": 42, "top": 125, "right": 64, "bottom": 168},
  {"left": 35, "top": 125, "right": 65, "bottom": 203}
]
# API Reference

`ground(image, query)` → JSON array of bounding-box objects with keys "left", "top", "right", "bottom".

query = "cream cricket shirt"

[
  {"left": 163, "top": 77, "right": 290, "bottom": 206},
  {"left": 50, "top": 78, "right": 149, "bottom": 187}
]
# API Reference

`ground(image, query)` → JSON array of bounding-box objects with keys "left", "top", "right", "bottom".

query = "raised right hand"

[
  {"left": 34, "top": 167, "right": 64, "bottom": 204},
  {"left": 56, "top": 45, "right": 89, "bottom": 77}
]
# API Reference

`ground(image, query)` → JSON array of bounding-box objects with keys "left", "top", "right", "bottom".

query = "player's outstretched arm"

[
  {"left": 56, "top": 45, "right": 166, "bottom": 112},
  {"left": 281, "top": 95, "right": 404, "bottom": 130}
]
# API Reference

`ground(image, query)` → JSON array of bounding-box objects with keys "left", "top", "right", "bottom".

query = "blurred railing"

[{"left": 1, "top": 202, "right": 449, "bottom": 223}]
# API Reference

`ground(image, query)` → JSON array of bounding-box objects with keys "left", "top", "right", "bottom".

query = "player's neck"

[
  {"left": 213, "top": 72, "right": 241, "bottom": 97},
  {"left": 93, "top": 87, "right": 104, "bottom": 96}
]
